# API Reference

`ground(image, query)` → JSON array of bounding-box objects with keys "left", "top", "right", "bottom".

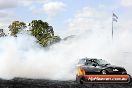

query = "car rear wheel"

[
  {"left": 79, "top": 78, "right": 84, "bottom": 84},
  {"left": 101, "top": 70, "right": 107, "bottom": 74},
  {"left": 76, "top": 76, "right": 85, "bottom": 84}
]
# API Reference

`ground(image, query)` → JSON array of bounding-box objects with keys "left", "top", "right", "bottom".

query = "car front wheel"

[
  {"left": 122, "top": 71, "right": 127, "bottom": 74},
  {"left": 101, "top": 70, "right": 107, "bottom": 74}
]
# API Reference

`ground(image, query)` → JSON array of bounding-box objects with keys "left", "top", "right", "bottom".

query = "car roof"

[
  {"left": 81, "top": 57, "right": 96, "bottom": 60},
  {"left": 80, "top": 57, "right": 102, "bottom": 61}
]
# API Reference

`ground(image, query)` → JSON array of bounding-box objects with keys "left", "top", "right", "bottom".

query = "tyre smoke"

[{"left": 0, "top": 28, "right": 132, "bottom": 80}]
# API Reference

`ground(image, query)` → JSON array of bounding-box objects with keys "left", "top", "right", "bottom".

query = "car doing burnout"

[{"left": 76, "top": 58, "right": 128, "bottom": 84}]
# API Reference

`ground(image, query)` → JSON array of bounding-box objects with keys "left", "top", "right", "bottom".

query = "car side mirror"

[{"left": 92, "top": 64, "right": 97, "bottom": 67}]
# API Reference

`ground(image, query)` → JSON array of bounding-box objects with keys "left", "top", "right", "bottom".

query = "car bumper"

[{"left": 76, "top": 74, "right": 130, "bottom": 84}]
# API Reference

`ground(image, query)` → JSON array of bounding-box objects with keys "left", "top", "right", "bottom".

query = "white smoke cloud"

[
  {"left": 0, "top": 33, "right": 77, "bottom": 80},
  {"left": 0, "top": 26, "right": 132, "bottom": 80}
]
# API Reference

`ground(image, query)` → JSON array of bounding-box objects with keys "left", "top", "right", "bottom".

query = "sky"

[{"left": 0, "top": 0, "right": 132, "bottom": 37}]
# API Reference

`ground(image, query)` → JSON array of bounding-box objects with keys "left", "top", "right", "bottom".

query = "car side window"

[
  {"left": 85, "top": 60, "right": 97, "bottom": 66},
  {"left": 85, "top": 60, "right": 92, "bottom": 66},
  {"left": 91, "top": 62, "right": 97, "bottom": 66}
]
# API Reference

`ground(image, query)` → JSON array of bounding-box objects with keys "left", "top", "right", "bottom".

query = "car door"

[{"left": 85, "top": 61, "right": 100, "bottom": 74}]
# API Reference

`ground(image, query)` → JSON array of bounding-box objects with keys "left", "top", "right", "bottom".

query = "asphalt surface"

[{"left": 0, "top": 78, "right": 131, "bottom": 88}]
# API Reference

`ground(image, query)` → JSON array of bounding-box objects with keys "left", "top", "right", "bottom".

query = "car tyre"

[
  {"left": 101, "top": 70, "right": 107, "bottom": 74},
  {"left": 122, "top": 71, "right": 127, "bottom": 74},
  {"left": 79, "top": 77, "right": 84, "bottom": 84},
  {"left": 76, "top": 76, "right": 85, "bottom": 84}
]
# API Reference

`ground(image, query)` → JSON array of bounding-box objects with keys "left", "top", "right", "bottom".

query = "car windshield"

[{"left": 96, "top": 59, "right": 110, "bottom": 65}]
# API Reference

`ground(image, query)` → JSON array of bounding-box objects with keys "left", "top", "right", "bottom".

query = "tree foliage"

[
  {"left": 8, "top": 21, "right": 27, "bottom": 36},
  {"left": 29, "top": 20, "right": 61, "bottom": 47},
  {"left": 0, "top": 29, "right": 6, "bottom": 37},
  {"left": 6, "top": 20, "right": 61, "bottom": 47}
]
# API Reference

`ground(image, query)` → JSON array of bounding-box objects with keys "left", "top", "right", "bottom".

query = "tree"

[
  {"left": 29, "top": 20, "right": 61, "bottom": 47},
  {"left": 0, "top": 29, "right": 6, "bottom": 37},
  {"left": 9, "top": 21, "right": 27, "bottom": 36}
]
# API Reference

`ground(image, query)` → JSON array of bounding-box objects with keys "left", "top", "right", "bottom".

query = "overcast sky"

[{"left": 0, "top": 0, "right": 132, "bottom": 35}]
